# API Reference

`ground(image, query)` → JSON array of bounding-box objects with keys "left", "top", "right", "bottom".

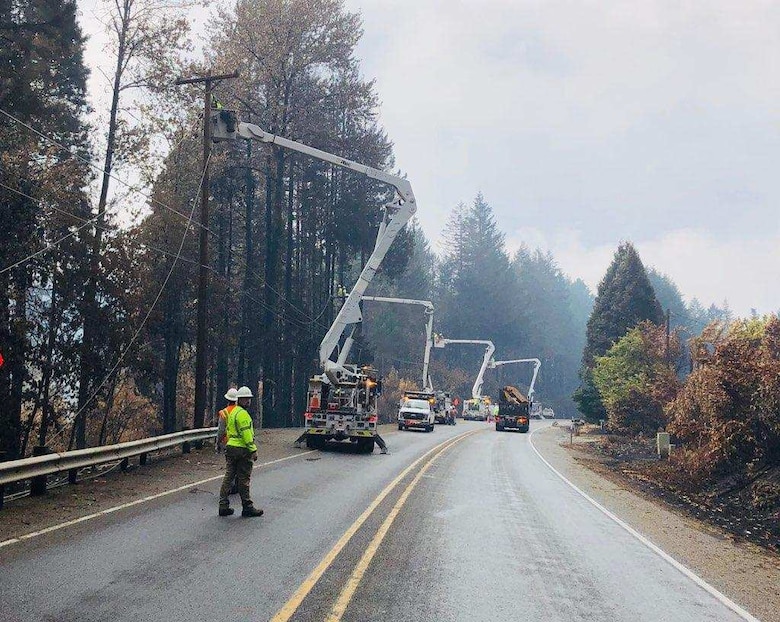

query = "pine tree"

[
  {"left": 574, "top": 242, "right": 663, "bottom": 420},
  {"left": 510, "top": 249, "right": 593, "bottom": 412},
  {"left": 647, "top": 268, "right": 689, "bottom": 330},
  {"left": 0, "top": 0, "right": 92, "bottom": 459},
  {"left": 582, "top": 242, "right": 663, "bottom": 366},
  {"left": 436, "top": 193, "right": 514, "bottom": 397}
]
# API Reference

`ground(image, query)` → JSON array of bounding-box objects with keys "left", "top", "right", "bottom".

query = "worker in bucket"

[{"left": 218, "top": 386, "right": 263, "bottom": 517}]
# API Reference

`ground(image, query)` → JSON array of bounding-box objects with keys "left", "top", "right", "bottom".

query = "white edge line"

[
  {"left": 0, "top": 451, "right": 315, "bottom": 550},
  {"left": 528, "top": 424, "right": 761, "bottom": 622}
]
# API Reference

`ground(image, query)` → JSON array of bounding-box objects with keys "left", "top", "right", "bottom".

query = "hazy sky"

[{"left": 78, "top": 0, "right": 780, "bottom": 316}]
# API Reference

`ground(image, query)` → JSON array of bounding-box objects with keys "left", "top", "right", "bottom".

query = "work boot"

[
  {"left": 241, "top": 506, "right": 264, "bottom": 518},
  {"left": 218, "top": 506, "right": 235, "bottom": 517}
]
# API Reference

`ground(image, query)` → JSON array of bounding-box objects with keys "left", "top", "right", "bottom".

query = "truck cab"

[{"left": 398, "top": 393, "right": 435, "bottom": 432}]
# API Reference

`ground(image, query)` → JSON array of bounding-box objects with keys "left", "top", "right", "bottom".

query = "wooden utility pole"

[
  {"left": 174, "top": 70, "right": 238, "bottom": 428},
  {"left": 665, "top": 308, "right": 671, "bottom": 365}
]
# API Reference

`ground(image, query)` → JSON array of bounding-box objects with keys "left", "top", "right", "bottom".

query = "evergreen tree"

[
  {"left": 575, "top": 242, "right": 663, "bottom": 420},
  {"left": 435, "top": 193, "right": 514, "bottom": 397},
  {"left": 647, "top": 268, "right": 689, "bottom": 330},
  {"left": 0, "top": 0, "right": 92, "bottom": 459},
  {"left": 508, "top": 248, "right": 592, "bottom": 412}
]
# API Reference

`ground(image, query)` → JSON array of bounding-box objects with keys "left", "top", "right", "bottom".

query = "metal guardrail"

[{"left": 0, "top": 428, "right": 217, "bottom": 507}]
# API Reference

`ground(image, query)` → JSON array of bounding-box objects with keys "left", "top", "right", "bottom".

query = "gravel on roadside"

[{"left": 532, "top": 424, "right": 780, "bottom": 622}]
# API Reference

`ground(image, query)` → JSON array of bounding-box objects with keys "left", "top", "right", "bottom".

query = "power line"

[
  {"left": 0, "top": 107, "right": 217, "bottom": 237},
  {"left": 0, "top": 179, "right": 207, "bottom": 272},
  {"left": 1, "top": 175, "right": 335, "bottom": 336},
  {"left": 46, "top": 154, "right": 212, "bottom": 448},
  {"left": 0, "top": 106, "right": 345, "bottom": 328},
  {"left": 0, "top": 181, "right": 105, "bottom": 275}
]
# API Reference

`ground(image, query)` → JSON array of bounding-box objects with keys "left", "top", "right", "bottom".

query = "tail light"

[
  {"left": 368, "top": 415, "right": 378, "bottom": 423},
  {"left": 304, "top": 412, "right": 313, "bottom": 420}
]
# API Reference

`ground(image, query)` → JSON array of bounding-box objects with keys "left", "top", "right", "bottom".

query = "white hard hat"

[
  {"left": 224, "top": 387, "right": 238, "bottom": 401},
  {"left": 236, "top": 386, "right": 254, "bottom": 399}
]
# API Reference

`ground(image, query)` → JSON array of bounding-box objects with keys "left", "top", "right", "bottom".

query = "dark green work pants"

[{"left": 219, "top": 445, "right": 254, "bottom": 509}]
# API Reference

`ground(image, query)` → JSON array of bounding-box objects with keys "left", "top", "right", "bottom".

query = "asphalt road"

[{"left": 0, "top": 421, "right": 758, "bottom": 622}]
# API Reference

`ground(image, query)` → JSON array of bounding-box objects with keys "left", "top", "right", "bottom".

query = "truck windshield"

[{"left": 403, "top": 399, "right": 430, "bottom": 410}]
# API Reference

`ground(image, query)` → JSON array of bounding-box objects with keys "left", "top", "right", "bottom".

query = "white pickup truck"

[{"left": 398, "top": 398, "right": 435, "bottom": 432}]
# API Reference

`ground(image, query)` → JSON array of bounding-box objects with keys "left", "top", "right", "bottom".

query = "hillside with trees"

[{"left": 0, "top": 0, "right": 761, "bottom": 466}]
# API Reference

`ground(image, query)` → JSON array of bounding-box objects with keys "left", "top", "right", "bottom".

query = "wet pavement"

[{"left": 0, "top": 421, "right": 756, "bottom": 622}]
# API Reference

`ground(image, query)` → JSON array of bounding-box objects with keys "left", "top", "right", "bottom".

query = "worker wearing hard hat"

[
  {"left": 218, "top": 386, "right": 263, "bottom": 517},
  {"left": 216, "top": 387, "right": 239, "bottom": 495},
  {"left": 215, "top": 387, "right": 238, "bottom": 453}
]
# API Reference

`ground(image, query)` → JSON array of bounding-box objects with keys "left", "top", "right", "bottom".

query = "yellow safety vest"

[{"left": 226, "top": 406, "right": 257, "bottom": 452}]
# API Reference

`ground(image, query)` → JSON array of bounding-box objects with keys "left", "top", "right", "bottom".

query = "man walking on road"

[
  {"left": 215, "top": 387, "right": 238, "bottom": 453},
  {"left": 218, "top": 386, "right": 264, "bottom": 518},
  {"left": 216, "top": 387, "right": 239, "bottom": 495}
]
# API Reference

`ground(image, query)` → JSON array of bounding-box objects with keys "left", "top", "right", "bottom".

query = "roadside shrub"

[
  {"left": 592, "top": 321, "right": 680, "bottom": 435},
  {"left": 667, "top": 315, "right": 780, "bottom": 481}
]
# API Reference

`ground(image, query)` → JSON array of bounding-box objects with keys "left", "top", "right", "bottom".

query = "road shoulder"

[
  {"left": 531, "top": 424, "right": 780, "bottom": 622},
  {"left": 0, "top": 427, "right": 301, "bottom": 543}
]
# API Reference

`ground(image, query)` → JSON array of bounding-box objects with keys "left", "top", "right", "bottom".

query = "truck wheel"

[
  {"left": 358, "top": 438, "right": 375, "bottom": 453},
  {"left": 495, "top": 424, "right": 502, "bottom": 432},
  {"left": 398, "top": 423, "right": 404, "bottom": 431},
  {"left": 305, "top": 435, "right": 322, "bottom": 450},
  {"left": 427, "top": 424, "right": 433, "bottom": 433}
]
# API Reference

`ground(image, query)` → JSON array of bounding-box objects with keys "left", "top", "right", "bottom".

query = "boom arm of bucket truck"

[
  {"left": 211, "top": 110, "right": 417, "bottom": 386},
  {"left": 361, "top": 296, "right": 434, "bottom": 391},
  {"left": 488, "top": 358, "right": 541, "bottom": 402},
  {"left": 433, "top": 337, "right": 496, "bottom": 399}
]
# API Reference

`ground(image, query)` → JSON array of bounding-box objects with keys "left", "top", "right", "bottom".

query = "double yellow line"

[{"left": 270, "top": 429, "right": 480, "bottom": 622}]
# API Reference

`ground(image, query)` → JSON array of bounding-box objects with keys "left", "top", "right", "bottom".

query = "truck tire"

[
  {"left": 495, "top": 424, "right": 503, "bottom": 432},
  {"left": 426, "top": 424, "right": 433, "bottom": 433},
  {"left": 358, "top": 438, "right": 375, "bottom": 453},
  {"left": 398, "top": 423, "right": 404, "bottom": 431}
]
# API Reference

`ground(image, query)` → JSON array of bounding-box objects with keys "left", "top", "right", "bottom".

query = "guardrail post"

[
  {"left": 30, "top": 445, "right": 52, "bottom": 496},
  {"left": 0, "top": 485, "right": 4, "bottom": 510},
  {"left": 68, "top": 469, "right": 78, "bottom": 484},
  {"left": 182, "top": 426, "right": 191, "bottom": 454},
  {"left": 120, "top": 457, "right": 129, "bottom": 471},
  {"left": 139, "top": 453, "right": 147, "bottom": 466}
]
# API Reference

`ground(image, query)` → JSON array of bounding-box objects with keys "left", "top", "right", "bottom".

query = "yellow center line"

[
  {"left": 269, "top": 429, "right": 481, "bottom": 622},
  {"left": 326, "top": 430, "right": 473, "bottom": 622}
]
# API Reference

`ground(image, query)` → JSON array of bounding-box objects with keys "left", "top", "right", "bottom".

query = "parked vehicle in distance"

[
  {"left": 398, "top": 397, "right": 435, "bottom": 432},
  {"left": 495, "top": 385, "right": 530, "bottom": 433},
  {"left": 433, "top": 390, "right": 454, "bottom": 424}
]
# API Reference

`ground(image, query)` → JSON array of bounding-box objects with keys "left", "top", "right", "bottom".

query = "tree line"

[{"left": 0, "top": 0, "right": 742, "bottom": 461}]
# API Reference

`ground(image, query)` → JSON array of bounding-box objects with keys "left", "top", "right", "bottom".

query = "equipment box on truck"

[
  {"left": 495, "top": 386, "right": 530, "bottom": 433},
  {"left": 303, "top": 371, "right": 382, "bottom": 453}
]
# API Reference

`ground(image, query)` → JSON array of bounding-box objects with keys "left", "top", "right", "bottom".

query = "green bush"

[{"left": 593, "top": 321, "right": 679, "bottom": 434}]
